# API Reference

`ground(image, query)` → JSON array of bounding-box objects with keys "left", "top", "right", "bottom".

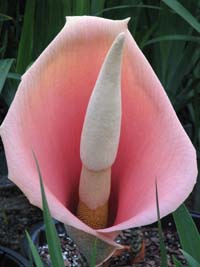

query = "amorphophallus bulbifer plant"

[{"left": 0, "top": 16, "right": 197, "bottom": 266}]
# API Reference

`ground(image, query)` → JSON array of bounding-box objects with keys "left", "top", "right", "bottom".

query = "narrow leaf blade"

[
  {"left": 173, "top": 204, "right": 200, "bottom": 262},
  {"left": 156, "top": 182, "right": 168, "bottom": 267},
  {"left": 0, "top": 13, "right": 12, "bottom": 22},
  {"left": 33, "top": 153, "right": 64, "bottom": 267},
  {"left": 25, "top": 230, "right": 44, "bottom": 267},
  {"left": 91, "top": 0, "right": 105, "bottom": 15},
  {"left": 144, "top": 34, "right": 200, "bottom": 47},
  {"left": 173, "top": 256, "right": 183, "bottom": 267},
  {"left": 90, "top": 239, "right": 97, "bottom": 267},
  {"left": 162, "top": 0, "right": 200, "bottom": 33},
  {"left": 72, "top": 0, "right": 90, "bottom": 15},
  {"left": 16, "top": 0, "right": 35, "bottom": 74},
  {"left": 181, "top": 250, "right": 200, "bottom": 267},
  {"left": 33, "top": 0, "right": 69, "bottom": 59},
  {"left": 0, "top": 58, "right": 14, "bottom": 94}
]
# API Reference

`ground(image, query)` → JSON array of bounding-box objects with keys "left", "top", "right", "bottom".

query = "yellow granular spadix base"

[{"left": 77, "top": 200, "right": 108, "bottom": 229}]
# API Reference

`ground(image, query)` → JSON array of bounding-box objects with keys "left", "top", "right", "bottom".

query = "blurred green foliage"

[{"left": 0, "top": 0, "right": 200, "bottom": 210}]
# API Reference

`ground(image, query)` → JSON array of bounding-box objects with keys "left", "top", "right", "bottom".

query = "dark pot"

[
  {"left": 22, "top": 221, "right": 64, "bottom": 267},
  {"left": 0, "top": 246, "right": 30, "bottom": 267},
  {"left": 19, "top": 212, "right": 200, "bottom": 267},
  {"left": 22, "top": 222, "right": 145, "bottom": 266},
  {"left": 22, "top": 220, "right": 64, "bottom": 254},
  {"left": 190, "top": 211, "right": 200, "bottom": 230},
  {"left": 22, "top": 220, "right": 146, "bottom": 267}
]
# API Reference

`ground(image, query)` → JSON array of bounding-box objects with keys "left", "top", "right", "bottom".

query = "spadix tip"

[
  {"left": 113, "top": 32, "right": 126, "bottom": 48},
  {"left": 80, "top": 30, "right": 125, "bottom": 171}
]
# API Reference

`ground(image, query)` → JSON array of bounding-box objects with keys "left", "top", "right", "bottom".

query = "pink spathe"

[{"left": 0, "top": 16, "right": 197, "bottom": 264}]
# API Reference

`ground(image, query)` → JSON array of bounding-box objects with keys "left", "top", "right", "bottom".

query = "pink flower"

[{"left": 0, "top": 16, "right": 197, "bottom": 266}]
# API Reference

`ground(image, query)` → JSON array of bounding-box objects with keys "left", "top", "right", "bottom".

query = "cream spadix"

[
  {"left": 80, "top": 32, "right": 125, "bottom": 171},
  {"left": 77, "top": 32, "right": 125, "bottom": 229}
]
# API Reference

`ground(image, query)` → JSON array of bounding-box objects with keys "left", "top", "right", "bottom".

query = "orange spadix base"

[
  {"left": 77, "top": 200, "right": 108, "bottom": 229},
  {"left": 76, "top": 165, "right": 111, "bottom": 229}
]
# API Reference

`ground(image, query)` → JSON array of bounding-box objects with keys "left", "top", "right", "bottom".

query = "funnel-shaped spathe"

[{"left": 0, "top": 16, "right": 197, "bottom": 266}]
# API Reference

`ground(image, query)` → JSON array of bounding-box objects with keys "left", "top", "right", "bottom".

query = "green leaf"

[
  {"left": 0, "top": 28, "right": 8, "bottom": 58},
  {"left": 193, "top": 84, "right": 200, "bottom": 145},
  {"left": 72, "top": 0, "right": 90, "bottom": 15},
  {"left": 173, "top": 204, "right": 200, "bottom": 262},
  {"left": 143, "top": 34, "right": 200, "bottom": 47},
  {"left": 1, "top": 78, "right": 18, "bottom": 106},
  {"left": 33, "top": 152, "right": 64, "bottom": 267},
  {"left": 0, "top": 58, "right": 14, "bottom": 94},
  {"left": 165, "top": 42, "right": 198, "bottom": 94},
  {"left": 90, "top": 239, "right": 97, "bottom": 267},
  {"left": 25, "top": 230, "right": 44, "bottom": 267},
  {"left": 139, "top": 23, "right": 158, "bottom": 50},
  {"left": 16, "top": 0, "right": 35, "bottom": 74},
  {"left": 91, "top": 0, "right": 105, "bottom": 15},
  {"left": 181, "top": 250, "right": 200, "bottom": 267},
  {"left": 173, "top": 256, "right": 183, "bottom": 267},
  {"left": 33, "top": 0, "right": 70, "bottom": 59},
  {"left": 0, "top": 1, "right": 8, "bottom": 17},
  {"left": 7, "top": 72, "right": 21, "bottom": 81},
  {"left": 94, "top": 4, "right": 161, "bottom": 16},
  {"left": 0, "top": 13, "right": 12, "bottom": 22},
  {"left": 162, "top": 0, "right": 200, "bottom": 33},
  {"left": 155, "top": 182, "right": 168, "bottom": 267}
]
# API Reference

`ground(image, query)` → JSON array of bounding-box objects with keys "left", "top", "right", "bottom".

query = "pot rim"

[{"left": 0, "top": 245, "right": 30, "bottom": 266}]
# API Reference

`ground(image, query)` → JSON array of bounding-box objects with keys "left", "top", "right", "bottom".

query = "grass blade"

[
  {"left": 181, "top": 250, "right": 200, "bottom": 267},
  {"left": 7, "top": 72, "right": 21, "bottom": 81},
  {"left": 0, "top": 58, "right": 14, "bottom": 94},
  {"left": 33, "top": 0, "right": 69, "bottom": 59},
  {"left": 0, "top": 29, "right": 8, "bottom": 58},
  {"left": 72, "top": 0, "right": 90, "bottom": 15},
  {"left": 173, "top": 256, "right": 183, "bottom": 267},
  {"left": 0, "top": 13, "right": 12, "bottom": 22},
  {"left": 1, "top": 78, "right": 18, "bottom": 106},
  {"left": 90, "top": 239, "right": 97, "bottom": 267},
  {"left": 16, "top": 0, "right": 35, "bottom": 74},
  {"left": 162, "top": 0, "right": 200, "bottom": 33},
  {"left": 33, "top": 152, "right": 64, "bottom": 267},
  {"left": 155, "top": 182, "right": 168, "bottom": 267},
  {"left": 173, "top": 204, "right": 200, "bottom": 262},
  {"left": 94, "top": 4, "right": 161, "bottom": 16},
  {"left": 143, "top": 34, "right": 200, "bottom": 47},
  {"left": 91, "top": 0, "right": 105, "bottom": 15},
  {"left": 139, "top": 22, "right": 158, "bottom": 50},
  {"left": 25, "top": 230, "right": 44, "bottom": 267}
]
